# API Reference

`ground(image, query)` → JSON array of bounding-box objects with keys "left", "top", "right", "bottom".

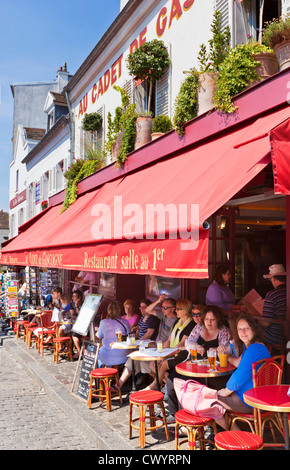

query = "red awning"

[{"left": 2, "top": 105, "right": 290, "bottom": 278}]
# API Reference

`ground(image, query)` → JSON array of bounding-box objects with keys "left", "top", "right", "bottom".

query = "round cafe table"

[
  {"left": 244, "top": 385, "right": 290, "bottom": 450},
  {"left": 176, "top": 360, "right": 236, "bottom": 386}
]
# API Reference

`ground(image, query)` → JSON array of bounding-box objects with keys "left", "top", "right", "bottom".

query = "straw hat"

[{"left": 263, "top": 264, "right": 287, "bottom": 279}]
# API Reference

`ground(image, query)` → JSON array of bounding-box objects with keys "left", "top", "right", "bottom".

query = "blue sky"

[{"left": 0, "top": 0, "right": 121, "bottom": 212}]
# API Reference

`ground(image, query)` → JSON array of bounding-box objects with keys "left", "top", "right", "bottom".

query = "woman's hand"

[
  {"left": 217, "top": 344, "right": 225, "bottom": 354},
  {"left": 197, "top": 345, "right": 205, "bottom": 357},
  {"left": 218, "top": 388, "right": 232, "bottom": 397}
]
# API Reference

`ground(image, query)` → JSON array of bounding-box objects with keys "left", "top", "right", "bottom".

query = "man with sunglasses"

[{"left": 145, "top": 293, "right": 177, "bottom": 343}]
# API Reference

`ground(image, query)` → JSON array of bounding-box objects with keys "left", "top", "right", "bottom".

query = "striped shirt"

[{"left": 262, "top": 283, "right": 286, "bottom": 345}]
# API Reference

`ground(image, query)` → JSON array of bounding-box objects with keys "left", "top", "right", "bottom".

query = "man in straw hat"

[{"left": 261, "top": 264, "right": 287, "bottom": 346}]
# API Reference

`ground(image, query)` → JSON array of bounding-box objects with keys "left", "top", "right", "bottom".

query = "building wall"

[{"left": 70, "top": 0, "right": 215, "bottom": 161}]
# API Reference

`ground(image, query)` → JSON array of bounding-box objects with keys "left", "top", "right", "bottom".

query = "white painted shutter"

[
  {"left": 48, "top": 167, "right": 56, "bottom": 196},
  {"left": 282, "top": 0, "right": 290, "bottom": 16},
  {"left": 155, "top": 43, "right": 172, "bottom": 118},
  {"left": 95, "top": 105, "right": 104, "bottom": 150}
]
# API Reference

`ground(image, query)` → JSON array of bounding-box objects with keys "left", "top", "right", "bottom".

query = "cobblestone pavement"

[
  {"left": 0, "top": 346, "right": 100, "bottom": 450},
  {"left": 0, "top": 336, "right": 285, "bottom": 451},
  {"left": 0, "top": 337, "right": 176, "bottom": 451}
]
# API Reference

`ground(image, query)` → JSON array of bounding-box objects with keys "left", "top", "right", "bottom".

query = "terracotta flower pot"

[
  {"left": 151, "top": 132, "right": 164, "bottom": 141},
  {"left": 134, "top": 117, "right": 153, "bottom": 150},
  {"left": 253, "top": 52, "right": 278, "bottom": 80},
  {"left": 273, "top": 40, "right": 290, "bottom": 71},
  {"left": 197, "top": 72, "right": 217, "bottom": 116}
]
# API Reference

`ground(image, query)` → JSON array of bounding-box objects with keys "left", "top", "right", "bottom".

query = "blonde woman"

[
  {"left": 144, "top": 299, "right": 195, "bottom": 391},
  {"left": 121, "top": 299, "right": 140, "bottom": 329}
]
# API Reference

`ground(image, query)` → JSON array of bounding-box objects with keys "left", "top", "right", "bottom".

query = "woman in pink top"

[{"left": 122, "top": 299, "right": 140, "bottom": 330}]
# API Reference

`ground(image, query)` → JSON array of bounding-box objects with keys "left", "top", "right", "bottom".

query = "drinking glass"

[
  {"left": 157, "top": 341, "right": 163, "bottom": 353},
  {"left": 189, "top": 342, "right": 198, "bottom": 363},
  {"left": 129, "top": 333, "right": 135, "bottom": 344},
  {"left": 115, "top": 328, "right": 122, "bottom": 342},
  {"left": 207, "top": 348, "right": 217, "bottom": 371}
]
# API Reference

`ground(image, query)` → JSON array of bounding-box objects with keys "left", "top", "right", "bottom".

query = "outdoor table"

[
  {"left": 176, "top": 359, "right": 236, "bottom": 386},
  {"left": 244, "top": 384, "right": 290, "bottom": 450},
  {"left": 129, "top": 347, "right": 179, "bottom": 392}
]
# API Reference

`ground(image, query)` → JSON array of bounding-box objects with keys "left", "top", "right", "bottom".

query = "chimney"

[{"left": 56, "top": 63, "right": 70, "bottom": 92}]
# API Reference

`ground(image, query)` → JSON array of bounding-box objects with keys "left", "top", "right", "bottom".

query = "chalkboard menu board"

[{"left": 71, "top": 340, "right": 99, "bottom": 402}]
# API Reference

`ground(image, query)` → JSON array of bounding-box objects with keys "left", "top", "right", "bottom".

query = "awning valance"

[{"left": 2, "top": 105, "right": 290, "bottom": 278}]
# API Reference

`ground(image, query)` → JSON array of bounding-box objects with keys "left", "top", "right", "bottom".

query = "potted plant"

[
  {"left": 196, "top": 10, "right": 231, "bottom": 115},
  {"left": 126, "top": 39, "right": 170, "bottom": 148},
  {"left": 263, "top": 14, "right": 290, "bottom": 70},
  {"left": 41, "top": 200, "right": 48, "bottom": 211},
  {"left": 82, "top": 112, "right": 102, "bottom": 133},
  {"left": 151, "top": 114, "right": 172, "bottom": 140},
  {"left": 213, "top": 42, "right": 274, "bottom": 114},
  {"left": 173, "top": 68, "right": 199, "bottom": 137}
]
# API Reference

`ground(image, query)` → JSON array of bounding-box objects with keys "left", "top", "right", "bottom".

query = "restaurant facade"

[{"left": 2, "top": 0, "right": 290, "bottom": 376}]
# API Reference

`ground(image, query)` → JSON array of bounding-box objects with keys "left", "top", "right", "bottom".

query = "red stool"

[
  {"left": 88, "top": 368, "right": 123, "bottom": 412},
  {"left": 53, "top": 337, "right": 73, "bottom": 364},
  {"left": 214, "top": 431, "right": 263, "bottom": 450},
  {"left": 16, "top": 320, "right": 29, "bottom": 339},
  {"left": 26, "top": 326, "right": 39, "bottom": 348},
  {"left": 175, "top": 409, "right": 217, "bottom": 450},
  {"left": 24, "top": 322, "right": 37, "bottom": 343},
  {"left": 129, "top": 390, "right": 170, "bottom": 448}
]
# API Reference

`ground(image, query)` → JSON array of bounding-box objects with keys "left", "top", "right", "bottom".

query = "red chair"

[
  {"left": 88, "top": 367, "right": 122, "bottom": 412},
  {"left": 215, "top": 431, "right": 263, "bottom": 450},
  {"left": 36, "top": 311, "right": 56, "bottom": 355},
  {"left": 15, "top": 320, "right": 30, "bottom": 339},
  {"left": 225, "top": 355, "right": 285, "bottom": 445},
  {"left": 175, "top": 408, "right": 217, "bottom": 450},
  {"left": 129, "top": 390, "right": 170, "bottom": 448}
]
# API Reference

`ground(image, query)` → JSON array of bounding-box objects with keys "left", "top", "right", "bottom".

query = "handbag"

[
  {"left": 174, "top": 378, "right": 225, "bottom": 420},
  {"left": 115, "top": 318, "right": 129, "bottom": 341}
]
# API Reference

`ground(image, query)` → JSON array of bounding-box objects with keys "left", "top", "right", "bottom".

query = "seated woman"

[
  {"left": 121, "top": 299, "right": 140, "bottom": 330},
  {"left": 216, "top": 313, "right": 271, "bottom": 430},
  {"left": 97, "top": 300, "right": 131, "bottom": 367},
  {"left": 131, "top": 298, "right": 160, "bottom": 340},
  {"left": 143, "top": 299, "right": 195, "bottom": 391},
  {"left": 166, "top": 305, "right": 232, "bottom": 419},
  {"left": 206, "top": 265, "right": 242, "bottom": 311},
  {"left": 114, "top": 299, "right": 160, "bottom": 390}
]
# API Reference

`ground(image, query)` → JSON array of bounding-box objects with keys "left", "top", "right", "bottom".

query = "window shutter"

[
  {"left": 155, "top": 43, "right": 172, "bottom": 118},
  {"left": 215, "top": 0, "right": 231, "bottom": 31},
  {"left": 282, "top": 0, "right": 290, "bottom": 16}
]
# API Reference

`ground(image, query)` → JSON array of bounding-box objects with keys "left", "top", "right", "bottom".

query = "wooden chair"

[
  {"left": 215, "top": 431, "right": 263, "bottom": 450},
  {"left": 129, "top": 390, "right": 170, "bottom": 448},
  {"left": 37, "top": 311, "right": 57, "bottom": 355},
  {"left": 88, "top": 367, "right": 123, "bottom": 412},
  {"left": 15, "top": 320, "right": 29, "bottom": 339},
  {"left": 53, "top": 336, "right": 73, "bottom": 364},
  {"left": 225, "top": 355, "right": 285, "bottom": 445},
  {"left": 175, "top": 409, "right": 217, "bottom": 450}
]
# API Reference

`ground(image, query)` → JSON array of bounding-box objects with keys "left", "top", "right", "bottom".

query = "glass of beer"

[
  {"left": 207, "top": 348, "right": 217, "bottom": 371},
  {"left": 157, "top": 341, "right": 163, "bottom": 353},
  {"left": 115, "top": 328, "right": 122, "bottom": 342},
  {"left": 189, "top": 342, "right": 198, "bottom": 363},
  {"left": 219, "top": 352, "right": 228, "bottom": 368}
]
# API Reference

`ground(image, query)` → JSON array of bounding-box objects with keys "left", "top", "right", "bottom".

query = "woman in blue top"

[
  {"left": 217, "top": 313, "right": 270, "bottom": 430},
  {"left": 97, "top": 301, "right": 131, "bottom": 367}
]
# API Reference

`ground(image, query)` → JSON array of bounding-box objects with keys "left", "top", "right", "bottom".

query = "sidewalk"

[{"left": 2, "top": 336, "right": 176, "bottom": 451}]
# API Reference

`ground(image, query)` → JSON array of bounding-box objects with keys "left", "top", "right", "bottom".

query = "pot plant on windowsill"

[
  {"left": 126, "top": 39, "right": 170, "bottom": 149},
  {"left": 82, "top": 112, "right": 103, "bottom": 133},
  {"left": 151, "top": 114, "right": 173, "bottom": 140},
  {"left": 263, "top": 14, "right": 290, "bottom": 70},
  {"left": 173, "top": 68, "right": 199, "bottom": 137}
]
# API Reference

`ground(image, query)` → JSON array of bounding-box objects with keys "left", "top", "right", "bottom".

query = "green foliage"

[
  {"left": 152, "top": 114, "right": 173, "bottom": 133},
  {"left": 126, "top": 39, "right": 170, "bottom": 113},
  {"left": 62, "top": 153, "right": 105, "bottom": 212},
  {"left": 105, "top": 86, "right": 137, "bottom": 166},
  {"left": 263, "top": 14, "right": 290, "bottom": 48},
  {"left": 126, "top": 39, "right": 170, "bottom": 82},
  {"left": 197, "top": 10, "right": 231, "bottom": 73},
  {"left": 213, "top": 42, "right": 271, "bottom": 114},
  {"left": 172, "top": 68, "right": 199, "bottom": 137},
  {"left": 82, "top": 112, "right": 102, "bottom": 133}
]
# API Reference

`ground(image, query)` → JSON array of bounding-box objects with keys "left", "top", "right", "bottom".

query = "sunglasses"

[
  {"left": 193, "top": 313, "right": 201, "bottom": 317},
  {"left": 162, "top": 306, "right": 174, "bottom": 310},
  {"left": 176, "top": 307, "right": 184, "bottom": 311}
]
